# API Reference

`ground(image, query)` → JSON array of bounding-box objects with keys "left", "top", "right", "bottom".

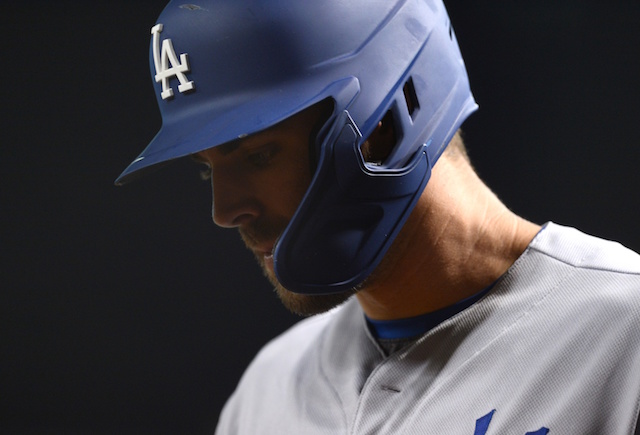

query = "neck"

[{"left": 356, "top": 145, "right": 541, "bottom": 320}]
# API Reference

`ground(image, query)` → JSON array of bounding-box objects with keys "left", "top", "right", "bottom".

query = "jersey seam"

[
  {"left": 349, "top": 350, "right": 398, "bottom": 434},
  {"left": 633, "top": 402, "right": 640, "bottom": 435},
  {"left": 528, "top": 245, "right": 640, "bottom": 276}
]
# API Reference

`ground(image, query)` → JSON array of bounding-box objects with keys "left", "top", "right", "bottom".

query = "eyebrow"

[
  {"left": 189, "top": 140, "right": 242, "bottom": 164},
  {"left": 217, "top": 141, "right": 241, "bottom": 156}
]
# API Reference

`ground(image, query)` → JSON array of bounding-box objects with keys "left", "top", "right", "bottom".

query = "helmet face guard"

[
  {"left": 117, "top": 0, "right": 477, "bottom": 295},
  {"left": 275, "top": 107, "right": 433, "bottom": 293}
]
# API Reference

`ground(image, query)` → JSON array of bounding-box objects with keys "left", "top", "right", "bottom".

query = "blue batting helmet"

[{"left": 116, "top": 0, "right": 477, "bottom": 295}]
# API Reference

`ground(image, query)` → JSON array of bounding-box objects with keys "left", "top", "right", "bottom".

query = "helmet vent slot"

[
  {"left": 403, "top": 77, "right": 420, "bottom": 120},
  {"left": 179, "top": 4, "right": 203, "bottom": 11}
]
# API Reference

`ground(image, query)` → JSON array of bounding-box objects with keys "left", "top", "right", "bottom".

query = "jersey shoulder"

[
  {"left": 215, "top": 301, "right": 355, "bottom": 434},
  {"left": 532, "top": 222, "right": 640, "bottom": 275}
]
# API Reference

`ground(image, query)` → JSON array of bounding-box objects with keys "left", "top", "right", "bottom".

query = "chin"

[{"left": 261, "top": 267, "right": 356, "bottom": 317}]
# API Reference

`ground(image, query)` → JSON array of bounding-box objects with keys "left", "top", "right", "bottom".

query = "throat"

[{"left": 365, "top": 282, "right": 494, "bottom": 354}]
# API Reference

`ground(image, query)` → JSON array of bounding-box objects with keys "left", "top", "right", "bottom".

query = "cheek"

[
  {"left": 290, "top": 151, "right": 314, "bottom": 200},
  {"left": 286, "top": 176, "right": 313, "bottom": 216},
  {"left": 269, "top": 155, "right": 313, "bottom": 218}
]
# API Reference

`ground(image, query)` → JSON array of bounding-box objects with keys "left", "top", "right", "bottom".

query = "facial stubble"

[{"left": 240, "top": 222, "right": 356, "bottom": 317}]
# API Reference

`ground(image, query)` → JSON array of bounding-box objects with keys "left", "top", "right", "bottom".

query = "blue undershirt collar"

[{"left": 365, "top": 283, "right": 494, "bottom": 340}]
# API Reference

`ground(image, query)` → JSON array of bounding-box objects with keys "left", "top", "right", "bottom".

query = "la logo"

[{"left": 151, "top": 23, "right": 195, "bottom": 100}]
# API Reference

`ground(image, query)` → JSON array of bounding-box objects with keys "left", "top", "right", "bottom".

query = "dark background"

[{"left": 2, "top": 1, "right": 639, "bottom": 433}]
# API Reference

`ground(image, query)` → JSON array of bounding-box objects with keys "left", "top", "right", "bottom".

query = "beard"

[
  {"left": 265, "top": 271, "right": 356, "bottom": 317},
  {"left": 239, "top": 218, "right": 356, "bottom": 317}
]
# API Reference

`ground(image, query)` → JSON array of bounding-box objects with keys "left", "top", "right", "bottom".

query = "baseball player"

[{"left": 116, "top": 0, "right": 640, "bottom": 433}]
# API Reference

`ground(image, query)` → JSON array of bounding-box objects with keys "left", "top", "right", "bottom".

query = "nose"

[{"left": 209, "top": 167, "right": 261, "bottom": 228}]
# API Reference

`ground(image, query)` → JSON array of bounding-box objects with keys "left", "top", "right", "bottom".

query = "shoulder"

[
  {"left": 530, "top": 222, "right": 640, "bottom": 275},
  {"left": 250, "top": 306, "right": 339, "bottom": 369},
  {"left": 238, "top": 304, "right": 342, "bottom": 387},
  {"left": 215, "top": 300, "right": 357, "bottom": 433},
  {"left": 512, "top": 222, "right": 640, "bottom": 334}
]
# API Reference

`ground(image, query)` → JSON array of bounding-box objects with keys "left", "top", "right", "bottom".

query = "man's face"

[{"left": 194, "top": 102, "right": 355, "bottom": 316}]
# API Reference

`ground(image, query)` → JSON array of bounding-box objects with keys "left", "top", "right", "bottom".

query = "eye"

[
  {"left": 199, "top": 167, "right": 212, "bottom": 181},
  {"left": 247, "top": 145, "right": 279, "bottom": 168},
  {"left": 188, "top": 154, "right": 212, "bottom": 181}
]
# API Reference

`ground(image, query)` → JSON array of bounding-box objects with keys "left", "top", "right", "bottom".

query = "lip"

[
  {"left": 261, "top": 246, "right": 275, "bottom": 272},
  {"left": 242, "top": 231, "right": 279, "bottom": 272},
  {"left": 253, "top": 243, "right": 274, "bottom": 256},
  {"left": 263, "top": 251, "right": 274, "bottom": 272},
  {"left": 250, "top": 243, "right": 275, "bottom": 268}
]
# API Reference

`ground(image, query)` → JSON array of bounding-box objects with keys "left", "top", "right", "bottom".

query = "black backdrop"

[{"left": 2, "top": 1, "right": 639, "bottom": 433}]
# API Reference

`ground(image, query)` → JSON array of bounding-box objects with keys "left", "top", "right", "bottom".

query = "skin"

[
  {"left": 195, "top": 103, "right": 356, "bottom": 315},
  {"left": 195, "top": 104, "right": 541, "bottom": 320}
]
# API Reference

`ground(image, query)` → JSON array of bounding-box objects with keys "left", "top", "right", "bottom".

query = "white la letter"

[{"left": 151, "top": 23, "right": 195, "bottom": 100}]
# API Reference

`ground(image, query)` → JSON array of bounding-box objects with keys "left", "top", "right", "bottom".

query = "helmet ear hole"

[
  {"left": 359, "top": 75, "right": 421, "bottom": 167},
  {"left": 360, "top": 110, "right": 397, "bottom": 166}
]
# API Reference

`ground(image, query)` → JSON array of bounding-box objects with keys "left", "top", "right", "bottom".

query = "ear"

[{"left": 360, "top": 110, "right": 397, "bottom": 165}]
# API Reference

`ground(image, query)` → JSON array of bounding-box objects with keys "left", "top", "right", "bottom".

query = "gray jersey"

[{"left": 216, "top": 223, "right": 640, "bottom": 434}]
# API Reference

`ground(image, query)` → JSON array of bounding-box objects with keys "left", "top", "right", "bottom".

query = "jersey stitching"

[
  {"left": 349, "top": 352, "right": 397, "bottom": 434},
  {"left": 349, "top": 313, "right": 396, "bottom": 432},
  {"left": 528, "top": 245, "right": 640, "bottom": 276}
]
